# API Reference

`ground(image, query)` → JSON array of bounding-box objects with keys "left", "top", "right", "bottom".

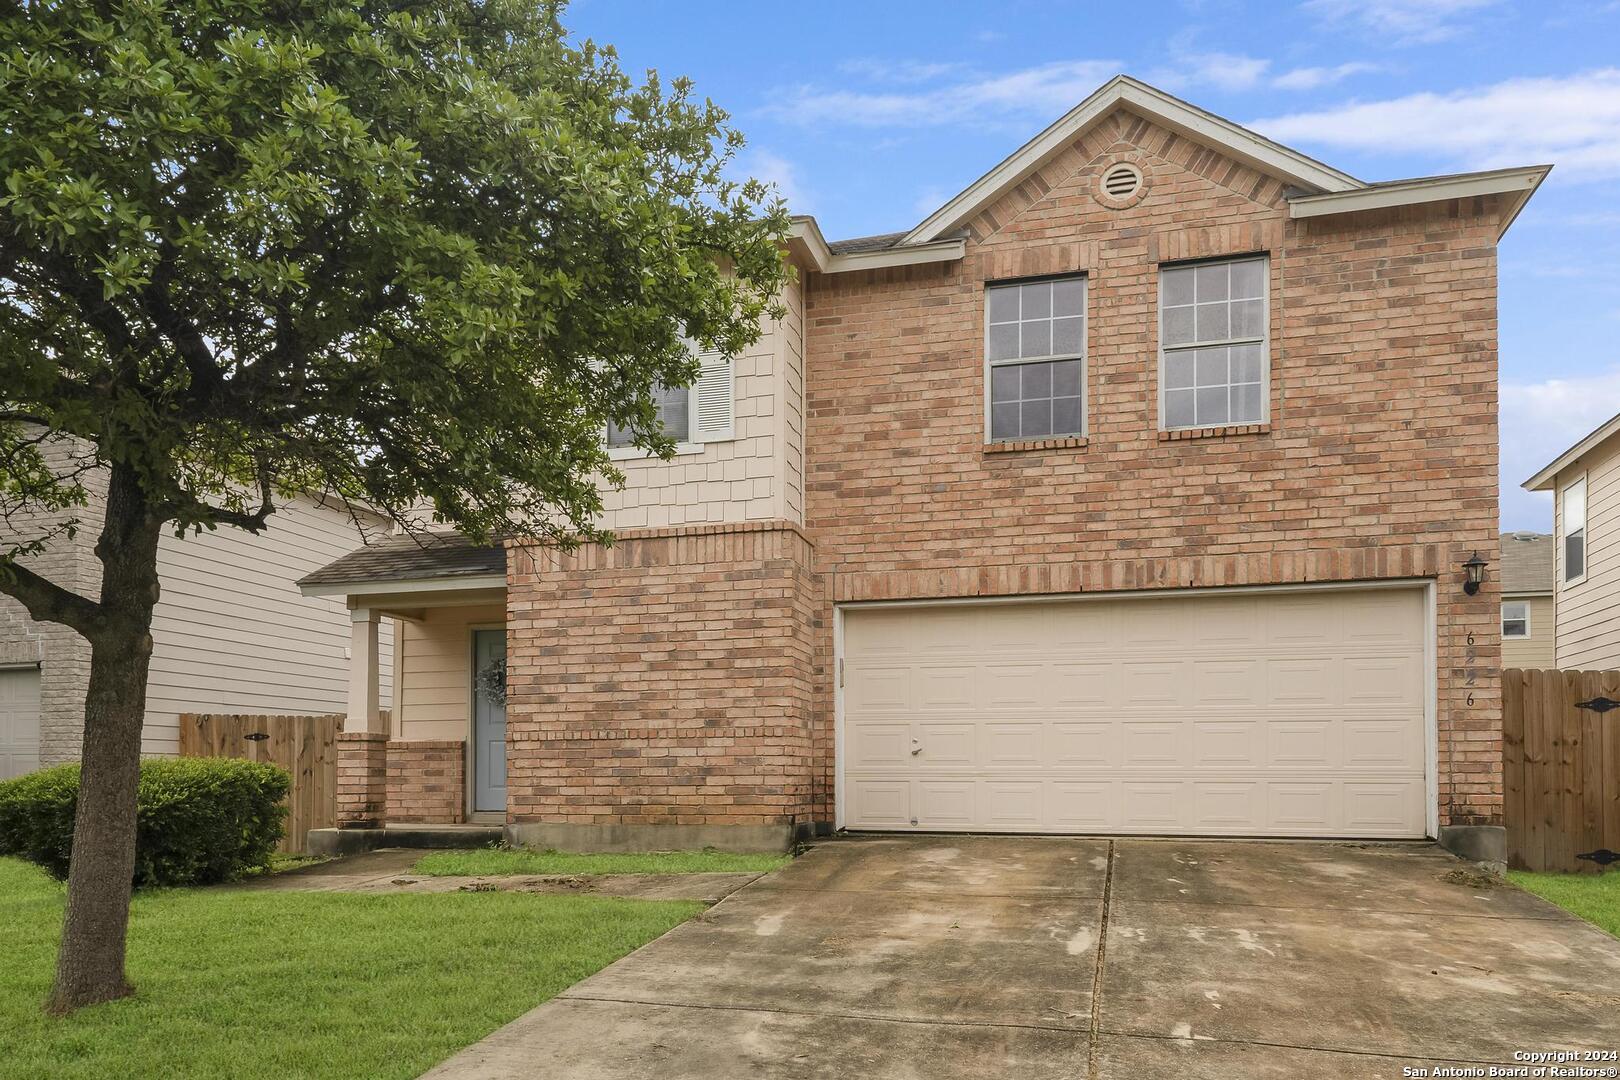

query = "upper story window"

[
  {"left": 1160, "top": 256, "right": 1267, "bottom": 430},
  {"left": 1562, "top": 475, "right": 1587, "bottom": 584},
  {"left": 605, "top": 348, "right": 734, "bottom": 453},
  {"left": 1501, "top": 601, "right": 1529, "bottom": 638},
  {"left": 986, "top": 276, "right": 1086, "bottom": 442}
]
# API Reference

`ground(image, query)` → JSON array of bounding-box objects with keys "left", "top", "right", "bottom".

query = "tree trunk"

[{"left": 45, "top": 462, "right": 162, "bottom": 1015}]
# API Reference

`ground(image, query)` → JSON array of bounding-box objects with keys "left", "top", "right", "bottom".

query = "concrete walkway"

[
  {"left": 235, "top": 848, "right": 761, "bottom": 903},
  {"left": 421, "top": 835, "right": 1620, "bottom": 1079}
]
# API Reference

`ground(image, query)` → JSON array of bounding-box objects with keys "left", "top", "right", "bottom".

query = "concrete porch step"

[{"left": 307, "top": 824, "right": 505, "bottom": 856}]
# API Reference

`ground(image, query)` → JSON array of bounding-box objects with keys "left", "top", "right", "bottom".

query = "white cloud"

[
  {"left": 1251, "top": 70, "right": 1620, "bottom": 179},
  {"left": 837, "top": 59, "right": 967, "bottom": 85},
  {"left": 1499, "top": 369, "right": 1620, "bottom": 529},
  {"left": 912, "top": 185, "right": 951, "bottom": 219},
  {"left": 734, "top": 149, "right": 813, "bottom": 214},
  {"left": 1148, "top": 50, "right": 1272, "bottom": 93},
  {"left": 763, "top": 60, "right": 1121, "bottom": 130},
  {"left": 1271, "top": 62, "right": 1380, "bottom": 91},
  {"left": 1302, "top": 0, "right": 1501, "bottom": 45}
]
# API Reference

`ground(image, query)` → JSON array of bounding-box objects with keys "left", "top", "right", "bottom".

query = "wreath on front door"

[{"left": 474, "top": 656, "right": 507, "bottom": 707}]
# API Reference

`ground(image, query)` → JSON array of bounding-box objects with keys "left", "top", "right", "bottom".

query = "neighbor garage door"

[
  {"left": 840, "top": 587, "right": 1428, "bottom": 838},
  {"left": 0, "top": 667, "right": 42, "bottom": 780}
]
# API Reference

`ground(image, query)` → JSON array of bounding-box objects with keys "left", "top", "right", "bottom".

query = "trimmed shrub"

[{"left": 0, "top": 757, "right": 290, "bottom": 886}]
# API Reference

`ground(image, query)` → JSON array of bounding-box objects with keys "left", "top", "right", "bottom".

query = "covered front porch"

[{"left": 297, "top": 533, "right": 510, "bottom": 833}]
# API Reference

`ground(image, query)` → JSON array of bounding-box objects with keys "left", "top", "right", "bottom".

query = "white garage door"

[
  {"left": 840, "top": 588, "right": 1429, "bottom": 838},
  {"left": 0, "top": 667, "right": 42, "bottom": 780}
]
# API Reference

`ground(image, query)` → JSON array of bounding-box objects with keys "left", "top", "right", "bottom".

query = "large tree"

[{"left": 0, "top": 0, "right": 787, "bottom": 1013}]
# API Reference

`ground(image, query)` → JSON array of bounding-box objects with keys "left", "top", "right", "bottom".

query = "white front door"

[
  {"left": 0, "top": 667, "right": 41, "bottom": 780},
  {"left": 840, "top": 587, "right": 1429, "bottom": 838}
]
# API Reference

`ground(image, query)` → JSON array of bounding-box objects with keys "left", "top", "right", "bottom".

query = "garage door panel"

[
  {"left": 1050, "top": 723, "right": 1115, "bottom": 767},
  {"left": 841, "top": 588, "right": 1429, "bottom": 839},
  {"left": 915, "top": 723, "right": 975, "bottom": 766},
  {"left": 1343, "top": 655, "right": 1423, "bottom": 703},
  {"left": 1051, "top": 662, "right": 1114, "bottom": 706},
  {"left": 1267, "top": 657, "right": 1341, "bottom": 705},
  {"left": 916, "top": 781, "right": 974, "bottom": 826},
  {"left": 1193, "top": 721, "right": 1264, "bottom": 768},
  {"left": 981, "top": 723, "right": 1042, "bottom": 766},
  {"left": 1121, "top": 660, "right": 1185, "bottom": 706},
  {"left": 1268, "top": 721, "right": 1337, "bottom": 768},
  {"left": 848, "top": 780, "right": 911, "bottom": 827},
  {"left": 847, "top": 722, "right": 911, "bottom": 768},
  {"left": 1122, "top": 722, "right": 1184, "bottom": 768},
  {"left": 1193, "top": 658, "right": 1263, "bottom": 705},
  {"left": 1193, "top": 782, "right": 1265, "bottom": 830}
]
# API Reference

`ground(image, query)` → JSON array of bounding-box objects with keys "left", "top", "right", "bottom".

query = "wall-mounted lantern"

[{"left": 1462, "top": 551, "right": 1488, "bottom": 596}]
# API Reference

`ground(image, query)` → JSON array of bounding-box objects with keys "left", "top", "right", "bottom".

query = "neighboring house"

[
  {"left": 0, "top": 440, "right": 393, "bottom": 778},
  {"left": 1499, "top": 532, "right": 1555, "bottom": 669},
  {"left": 304, "top": 76, "right": 1547, "bottom": 861},
  {"left": 1523, "top": 411, "right": 1620, "bottom": 669}
]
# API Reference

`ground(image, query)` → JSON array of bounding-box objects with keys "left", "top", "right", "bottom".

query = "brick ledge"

[
  {"left": 1159, "top": 423, "right": 1270, "bottom": 441},
  {"left": 984, "top": 436, "right": 1089, "bottom": 454}
]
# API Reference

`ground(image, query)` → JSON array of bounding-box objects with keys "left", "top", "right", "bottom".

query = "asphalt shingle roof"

[
  {"left": 1499, "top": 531, "right": 1554, "bottom": 595},
  {"left": 299, "top": 532, "right": 505, "bottom": 588},
  {"left": 826, "top": 231, "right": 909, "bottom": 255}
]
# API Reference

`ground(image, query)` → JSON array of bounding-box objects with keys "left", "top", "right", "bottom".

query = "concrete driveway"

[{"left": 423, "top": 836, "right": 1620, "bottom": 1079}]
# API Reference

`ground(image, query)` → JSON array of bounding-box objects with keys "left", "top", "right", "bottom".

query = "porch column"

[
  {"left": 337, "top": 606, "right": 388, "bottom": 827},
  {"left": 345, "top": 607, "right": 385, "bottom": 735}
]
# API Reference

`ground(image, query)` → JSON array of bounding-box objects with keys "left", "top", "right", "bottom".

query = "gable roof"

[
  {"left": 902, "top": 74, "right": 1365, "bottom": 246},
  {"left": 787, "top": 75, "right": 1548, "bottom": 269},
  {"left": 1500, "top": 532, "right": 1554, "bottom": 595},
  {"left": 1523, "top": 409, "right": 1620, "bottom": 491}
]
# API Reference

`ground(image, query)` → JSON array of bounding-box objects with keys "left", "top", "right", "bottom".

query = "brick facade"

[
  {"left": 385, "top": 739, "right": 466, "bottom": 824},
  {"left": 802, "top": 108, "right": 1504, "bottom": 828},
  {"left": 336, "top": 731, "right": 388, "bottom": 828},
  {"left": 334, "top": 100, "right": 1513, "bottom": 847},
  {"left": 503, "top": 522, "right": 824, "bottom": 834}
]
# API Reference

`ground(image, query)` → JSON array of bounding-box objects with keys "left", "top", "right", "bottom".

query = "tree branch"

[{"left": 0, "top": 559, "right": 103, "bottom": 637}]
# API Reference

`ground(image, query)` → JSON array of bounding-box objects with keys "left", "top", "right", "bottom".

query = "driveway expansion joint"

[{"left": 1086, "top": 839, "right": 1116, "bottom": 1080}]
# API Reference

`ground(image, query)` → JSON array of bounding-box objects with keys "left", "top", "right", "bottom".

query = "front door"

[{"left": 472, "top": 629, "right": 508, "bottom": 814}]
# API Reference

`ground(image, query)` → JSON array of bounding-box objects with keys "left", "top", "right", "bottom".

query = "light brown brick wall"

[
  {"left": 335, "top": 731, "right": 388, "bottom": 828},
  {"left": 503, "top": 522, "right": 823, "bottom": 829},
  {"left": 803, "top": 108, "right": 1504, "bottom": 828},
  {"left": 385, "top": 740, "right": 465, "bottom": 824}
]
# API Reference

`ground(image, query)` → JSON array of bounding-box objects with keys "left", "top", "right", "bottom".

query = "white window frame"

[
  {"left": 1501, "top": 600, "right": 1530, "bottom": 639},
  {"left": 983, "top": 274, "right": 1088, "bottom": 443},
  {"left": 1158, "top": 254, "right": 1270, "bottom": 431},
  {"left": 605, "top": 347, "right": 734, "bottom": 460},
  {"left": 1561, "top": 474, "right": 1588, "bottom": 587}
]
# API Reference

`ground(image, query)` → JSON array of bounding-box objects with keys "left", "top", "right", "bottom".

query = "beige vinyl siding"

[
  {"left": 142, "top": 497, "right": 394, "bottom": 755},
  {"left": 599, "top": 273, "right": 806, "bottom": 529},
  {"left": 1553, "top": 442, "right": 1620, "bottom": 670},
  {"left": 1501, "top": 594, "right": 1555, "bottom": 669},
  {"left": 395, "top": 603, "right": 504, "bottom": 741}
]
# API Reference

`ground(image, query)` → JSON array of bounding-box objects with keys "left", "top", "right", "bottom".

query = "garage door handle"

[{"left": 910, "top": 741, "right": 922, "bottom": 756}]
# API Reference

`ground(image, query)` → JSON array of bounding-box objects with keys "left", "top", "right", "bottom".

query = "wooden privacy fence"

[
  {"left": 1502, "top": 669, "right": 1620, "bottom": 873},
  {"left": 179, "top": 713, "right": 341, "bottom": 854}
]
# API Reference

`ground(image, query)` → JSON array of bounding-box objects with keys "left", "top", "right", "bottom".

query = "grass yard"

[
  {"left": 413, "top": 846, "right": 792, "bottom": 877},
  {"left": 0, "top": 857, "right": 699, "bottom": 1079},
  {"left": 1510, "top": 869, "right": 1620, "bottom": 938}
]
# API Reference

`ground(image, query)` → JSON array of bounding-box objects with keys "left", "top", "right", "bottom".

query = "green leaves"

[{"left": 0, "top": 0, "right": 790, "bottom": 547}]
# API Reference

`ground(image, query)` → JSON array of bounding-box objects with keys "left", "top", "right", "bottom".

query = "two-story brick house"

[{"left": 302, "top": 76, "right": 1546, "bottom": 862}]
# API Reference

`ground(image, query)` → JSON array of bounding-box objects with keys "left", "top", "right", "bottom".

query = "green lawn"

[
  {"left": 0, "top": 857, "right": 698, "bottom": 1079},
  {"left": 413, "top": 846, "right": 791, "bottom": 877},
  {"left": 1510, "top": 869, "right": 1620, "bottom": 938}
]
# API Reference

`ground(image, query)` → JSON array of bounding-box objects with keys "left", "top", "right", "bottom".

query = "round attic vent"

[{"left": 1100, "top": 162, "right": 1144, "bottom": 201}]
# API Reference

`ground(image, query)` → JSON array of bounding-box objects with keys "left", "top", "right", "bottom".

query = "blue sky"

[{"left": 573, "top": 0, "right": 1620, "bottom": 531}]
